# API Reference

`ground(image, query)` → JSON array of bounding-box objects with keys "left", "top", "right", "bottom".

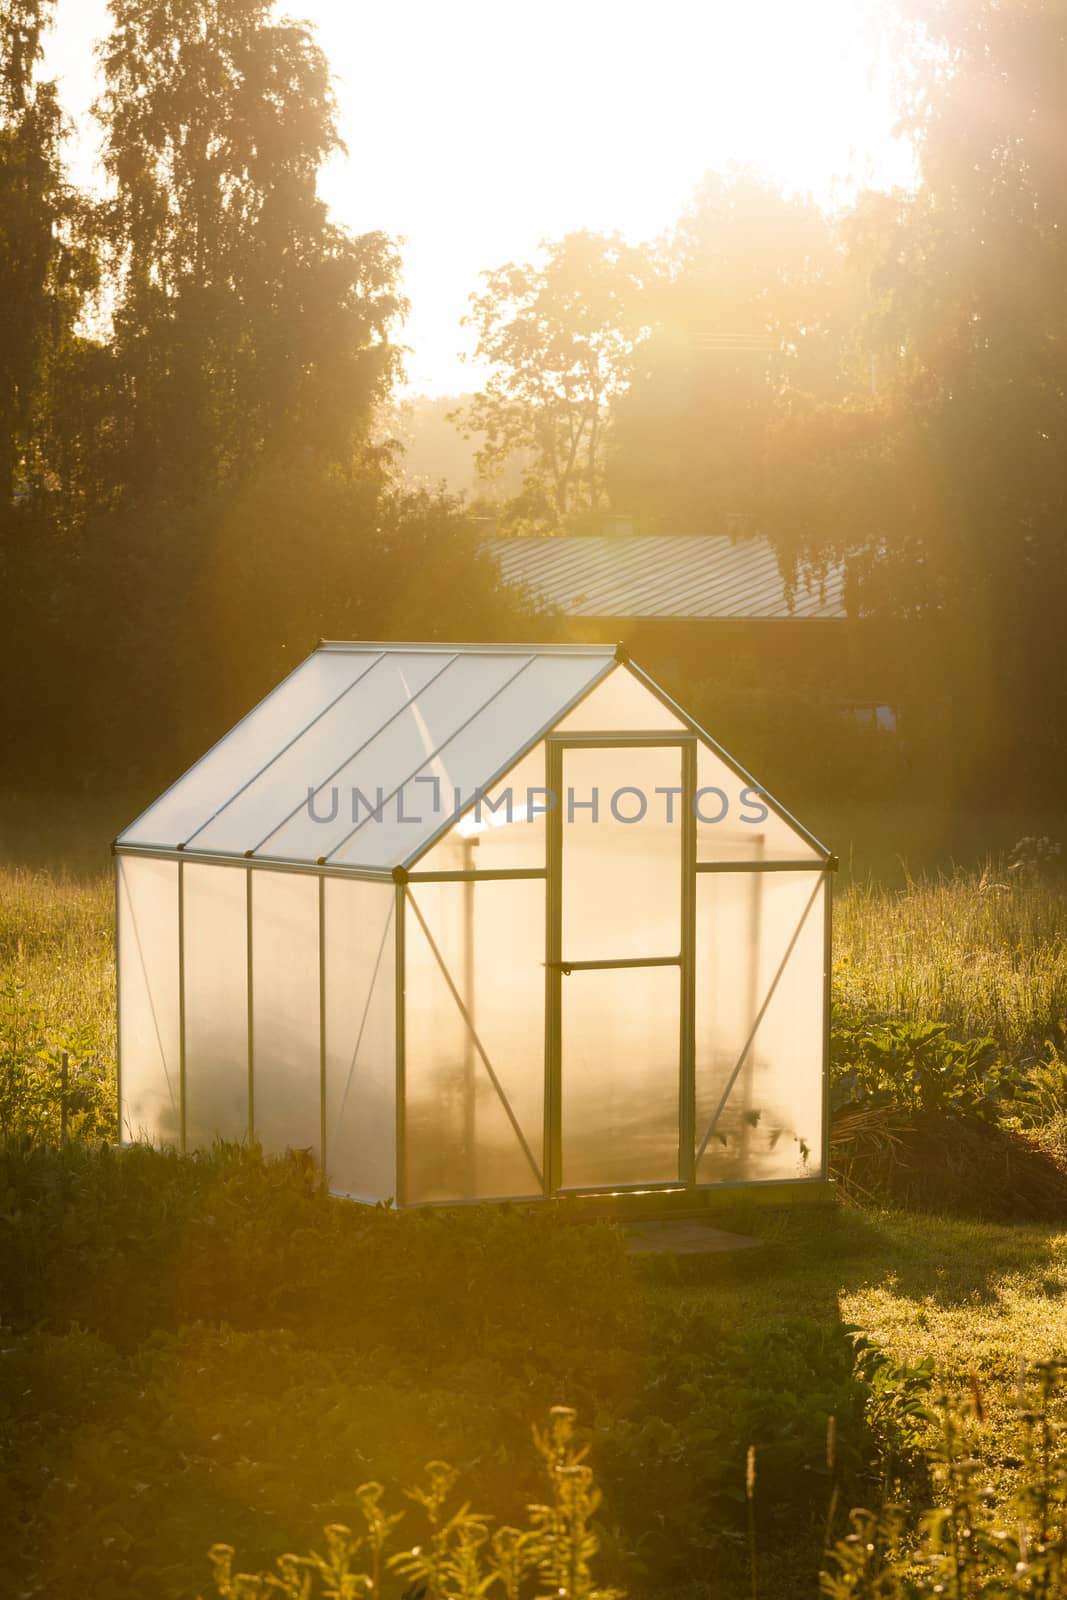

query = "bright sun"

[{"left": 46, "top": 0, "right": 914, "bottom": 393}]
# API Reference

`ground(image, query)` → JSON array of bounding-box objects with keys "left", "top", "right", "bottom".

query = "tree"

[
  {"left": 777, "top": 0, "right": 1067, "bottom": 791},
  {"left": 95, "top": 0, "right": 405, "bottom": 503},
  {"left": 0, "top": 0, "right": 92, "bottom": 508},
  {"left": 457, "top": 231, "right": 650, "bottom": 527},
  {"left": 608, "top": 171, "right": 846, "bottom": 536}
]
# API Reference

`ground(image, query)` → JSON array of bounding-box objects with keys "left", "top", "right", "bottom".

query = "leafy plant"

[
  {"left": 820, "top": 1359, "right": 1067, "bottom": 1597},
  {"left": 831, "top": 1017, "right": 1024, "bottom": 1123},
  {"left": 206, "top": 1407, "right": 620, "bottom": 1600}
]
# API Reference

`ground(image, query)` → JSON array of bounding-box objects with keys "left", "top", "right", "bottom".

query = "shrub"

[{"left": 830, "top": 1017, "right": 1023, "bottom": 1123}]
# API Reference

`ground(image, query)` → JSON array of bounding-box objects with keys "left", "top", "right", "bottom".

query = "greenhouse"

[{"left": 115, "top": 642, "right": 834, "bottom": 1205}]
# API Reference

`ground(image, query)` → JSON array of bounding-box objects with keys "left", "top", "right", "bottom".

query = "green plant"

[
  {"left": 821, "top": 1360, "right": 1067, "bottom": 1597},
  {"left": 831, "top": 1017, "right": 1024, "bottom": 1123},
  {"left": 206, "top": 1407, "right": 621, "bottom": 1600}
]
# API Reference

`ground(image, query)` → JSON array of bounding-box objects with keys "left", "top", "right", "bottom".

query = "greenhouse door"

[{"left": 546, "top": 738, "right": 693, "bottom": 1192}]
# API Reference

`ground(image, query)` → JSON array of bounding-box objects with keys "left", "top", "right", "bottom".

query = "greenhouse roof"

[{"left": 117, "top": 643, "right": 620, "bottom": 872}]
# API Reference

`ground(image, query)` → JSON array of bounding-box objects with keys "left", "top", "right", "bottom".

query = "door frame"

[{"left": 543, "top": 733, "right": 698, "bottom": 1194}]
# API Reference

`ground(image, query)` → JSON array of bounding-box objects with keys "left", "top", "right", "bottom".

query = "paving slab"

[{"left": 622, "top": 1219, "right": 764, "bottom": 1256}]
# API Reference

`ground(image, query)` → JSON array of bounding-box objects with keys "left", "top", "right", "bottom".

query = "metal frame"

[
  {"left": 394, "top": 880, "right": 407, "bottom": 1208},
  {"left": 821, "top": 872, "right": 833, "bottom": 1181},
  {"left": 399, "top": 653, "right": 617, "bottom": 871},
  {"left": 116, "top": 642, "right": 834, "bottom": 1212},
  {"left": 182, "top": 651, "right": 387, "bottom": 850},
  {"left": 680, "top": 738, "right": 697, "bottom": 1186},
  {"left": 545, "top": 738, "right": 563, "bottom": 1195},
  {"left": 246, "top": 867, "right": 255, "bottom": 1142},
  {"left": 317, "top": 641, "right": 616, "bottom": 656},
  {"left": 255, "top": 651, "right": 460, "bottom": 860},
  {"left": 695, "top": 860, "right": 830, "bottom": 873},
  {"left": 406, "top": 888, "right": 543, "bottom": 1193},
  {"left": 177, "top": 858, "right": 187, "bottom": 1153},
  {"left": 693, "top": 868, "right": 826, "bottom": 1172},
  {"left": 318, "top": 875, "right": 327, "bottom": 1175},
  {"left": 324, "top": 653, "right": 540, "bottom": 863},
  {"left": 114, "top": 857, "right": 123, "bottom": 1141},
  {"left": 115, "top": 842, "right": 393, "bottom": 882},
  {"left": 548, "top": 732, "right": 690, "bottom": 1195},
  {"left": 622, "top": 658, "right": 832, "bottom": 861}
]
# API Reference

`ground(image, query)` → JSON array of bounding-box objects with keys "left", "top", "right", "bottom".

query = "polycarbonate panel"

[
  {"left": 182, "top": 863, "right": 249, "bottom": 1149},
  {"left": 361, "top": 654, "right": 609, "bottom": 869},
  {"left": 323, "top": 878, "right": 396, "bottom": 1200},
  {"left": 694, "top": 870, "right": 825, "bottom": 1184},
  {"left": 117, "top": 856, "right": 181, "bottom": 1146},
  {"left": 694, "top": 742, "right": 822, "bottom": 863},
  {"left": 262, "top": 652, "right": 530, "bottom": 865},
  {"left": 251, "top": 870, "right": 321, "bottom": 1158},
  {"left": 561, "top": 745, "right": 682, "bottom": 961},
  {"left": 553, "top": 665, "right": 686, "bottom": 732},
  {"left": 561, "top": 965, "right": 680, "bottom": 1188},
  {"left": 119, "top": 651, "right": 383, "bottom": 849},
  {"left": 404, "top": 880, "right": 545, "bottom": 1202},
  {"left": 192, "top": 652, "right": 451, "bottom": 857},
  {"left": 416, "top": 744, "right": 546, "bottom": 874}
]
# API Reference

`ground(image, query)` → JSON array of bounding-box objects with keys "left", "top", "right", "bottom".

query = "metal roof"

[{"left": 491, "top": 534, "right": 847, "bottom": 621}]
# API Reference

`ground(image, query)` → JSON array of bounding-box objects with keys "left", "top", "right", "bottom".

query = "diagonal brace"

[
  {"left": 695, "top": 873, "right": 823, "bottom": 1167},
  {"left": 407, "top": 890, "right": 543, "bottom": 1190}
]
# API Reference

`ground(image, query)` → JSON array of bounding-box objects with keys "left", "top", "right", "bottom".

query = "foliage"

[
  {"left": 820, "top": 1359, "right": 1067, "bottom": 1598},
  {"left": 0, "top": 0, "right": 97, "bottom": 508},
  {"left": 94, "top": 0, "right": 403, "bottom": 503},
  {"left": 0, "top": 1139, "right": 929, "bottom": 1598},
  {"left": 0, "top": 978, "right": 111, "bottom": 1144},
  {"left": 833, "top": 868, "right": 1067, "bottom": 1055},
  {"left": 609, "top": 171, "right": 845, "bottom": 537},
  {"left": 457, "top": 232, "right": 650, "bottom": 525},
  {"left": 207, "top": 1407, "right": 620, "bottom": 1600},
  {"left": 830, "top": 1017, "right": 1019, "bottom": 1123}
]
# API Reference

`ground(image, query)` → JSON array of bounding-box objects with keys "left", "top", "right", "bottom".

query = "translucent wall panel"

[
  {"left": 411, "top": 744, "right": 546, "bottom": 874},
  {"left": 192, "top": 651, "right": 450, "bottom": 857},
  {"left": 121, "top": 651, "right": 383, "bottom": 849},
  {"left": 251, "top": 870, "right": 321, "bottom": 1159},
  {"left": 694, "top": 870, "right": 825, "bottom": 1185},
  {"left": 404, "top": 880, "right": 545, "bottom": 1202},
  {"left": 117, "top": 856, "right": 181, "bottom": 1146},
  {"left": 554, "top": 666, "right": 686, "bottom": 732},
  {"left": 261, "top": 652, "right": 530, "bottom": 865},
  {"left": 357, "top": 654, "right": 608, "bottom": 870},
  {"left": 323, "top": 878, "right": 396, "bottom": 1200},
  {"left": 182, "top": 863, "right": 249, "bottom": 1150},
  {"left": 561, "top": 745, "right": 682, "bottom": 962},
  {"left": 694, "top": 742, "right": 822, "bottom": 863},
  {"left": 561, "top": 965, "right": 680, "bottom": 1188}
]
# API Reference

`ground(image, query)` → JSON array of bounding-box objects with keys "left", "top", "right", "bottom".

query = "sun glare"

[{"left": 47, "top": 0, "right": 914, "bottom": 393}]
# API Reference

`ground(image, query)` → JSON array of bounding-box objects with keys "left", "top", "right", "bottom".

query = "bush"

[{"left": 830, "top": 1017, "right": 1023, "bottom": 1123}]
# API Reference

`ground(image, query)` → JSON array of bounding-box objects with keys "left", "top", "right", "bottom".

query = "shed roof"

[
  {"left": 117, "top": 644, "right": 617, "bottom": 871},
  {"left": 491, "top": 534, "right": 847, "bottom": 621}
]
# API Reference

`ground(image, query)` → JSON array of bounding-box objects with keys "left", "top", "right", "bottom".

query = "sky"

[{"left": 44, "top": 0, "right": 916, "bottom": 395}]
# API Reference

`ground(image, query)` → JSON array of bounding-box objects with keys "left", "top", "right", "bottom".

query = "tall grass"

[
  {"left": 834, "top": 867, "right": 1067, "bottom": 1053},
  {"left": 0, "top": 867, "right": 115, "bottom": 1047},
  {"left": 1, "top": 860, "right": 1065, "bottom": 1143},
  {"left": 0, "top": 868, "right": 115, "bottom": 1138}
]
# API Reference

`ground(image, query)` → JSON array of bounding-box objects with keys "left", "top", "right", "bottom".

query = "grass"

[
  {"left": 3, "top": 843, "right": 1067, "bottom": 1596},
  {"left": 834, "top": 867, "right": 1067, "bottom": 1052},
  {"left": 2, "top": 1155, "right": 1067, "bottom": 1600}
]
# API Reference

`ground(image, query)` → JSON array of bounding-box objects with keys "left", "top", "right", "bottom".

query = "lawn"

[
  {"left": 2, "top": 1152, "right": 1067, "bottom": 1600},
  {"left": 3, "top": 842, "right": 1067, "bottom": 1597}
]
